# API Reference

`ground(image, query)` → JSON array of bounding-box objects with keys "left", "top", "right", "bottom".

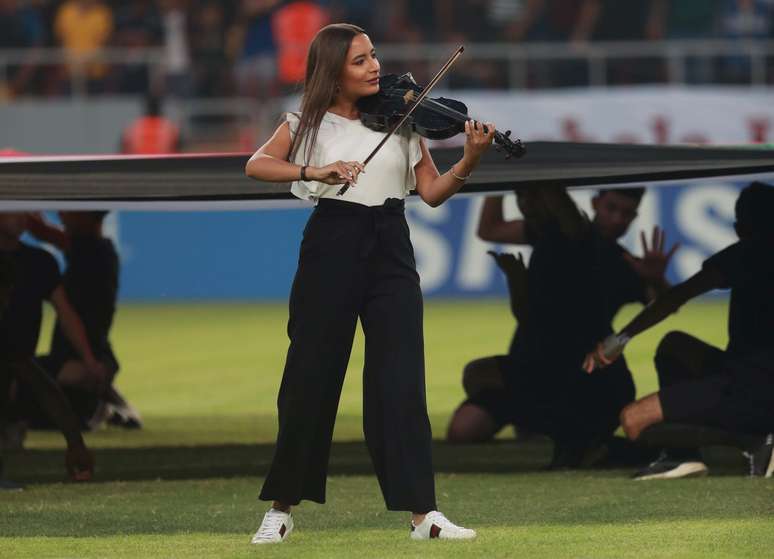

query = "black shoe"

[
  {"left": 632, "top": 450, "right": 708, "bottom": 480},
  {"left": 743, "top": 433, "right": 774, "bottom": 478}
]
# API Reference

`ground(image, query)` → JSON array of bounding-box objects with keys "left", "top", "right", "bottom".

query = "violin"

[
  {"left": 336, "top": 46, "right": 524, "bottom": 196},
  {"left": 357, "top": 72, "right": 526, "bottom": 159}
]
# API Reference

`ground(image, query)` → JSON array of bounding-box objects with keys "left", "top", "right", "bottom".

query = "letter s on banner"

[{"left": 674, "top": 184, "right": 739, "bottom": 280}]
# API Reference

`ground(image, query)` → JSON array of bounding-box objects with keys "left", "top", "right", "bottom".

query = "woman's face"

[{"left": 338, "top": 33, "right": 380, "bottom": 101}]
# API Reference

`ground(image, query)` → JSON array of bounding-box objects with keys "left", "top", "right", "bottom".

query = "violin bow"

[{"left": 336, "top": 45, "right": 465, "bottom": 196}]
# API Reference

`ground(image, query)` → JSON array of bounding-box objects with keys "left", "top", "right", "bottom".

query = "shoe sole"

[{"left": 635, "top": 462, "right": 709, "bottom": 480}]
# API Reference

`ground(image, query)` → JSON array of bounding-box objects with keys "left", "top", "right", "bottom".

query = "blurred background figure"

[
  {"left": 121, "top": 94, "right": 182, "bottom": 154},
  {"left": 53, "top": 0, "right": 114, "bottom": 94},
  {"left": 159, "top": 0, "right": 192, "bottom": 97},
  {"left": 231, "top": 0, "right": 282, "bottom": 99},
  {"left": 718, "top": 0, "right": 774, "bottom": 82},
  {"left": 112, "top": 0, "right": 163, "bottom": 94},
  {"left": 0, "top": 0, "right": 45, "bottom": 100},
  {"left": 271, "top": 0, "right": 329, "bottom": 92},
  {"left": 189, "top": 1, "right": 232, "bottom": 97}
]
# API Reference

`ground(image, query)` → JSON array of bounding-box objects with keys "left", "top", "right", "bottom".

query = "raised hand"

[
  {"left": 624, "top": 226, "right": 679, "bottom": 285},
  {"left": 487, "top": 250, "right": 526, "bottom": 280}
]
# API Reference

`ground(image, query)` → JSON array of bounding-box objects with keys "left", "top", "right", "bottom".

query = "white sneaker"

[
  {"left": 250, "top": 508, "right": 294, "bottom": 544},
  {"left": 410, "top": 511, "right": 476, "bottom": 540},
  {"left": 106, "top": 402, "right": 143, "bottom": 429}
]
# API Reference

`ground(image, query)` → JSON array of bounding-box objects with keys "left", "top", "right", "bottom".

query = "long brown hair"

[{"left": 288, "top": 23, "right": 365, "bottom": 164}]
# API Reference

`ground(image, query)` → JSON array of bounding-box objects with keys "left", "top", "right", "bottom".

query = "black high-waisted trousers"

[{"left": 259, "top": 197, "right": 437, "bottom": 513}]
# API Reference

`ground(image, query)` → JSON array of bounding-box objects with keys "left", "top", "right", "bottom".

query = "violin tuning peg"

[{"left": 505, "top": 130, "right": 512, "bottom": 138}]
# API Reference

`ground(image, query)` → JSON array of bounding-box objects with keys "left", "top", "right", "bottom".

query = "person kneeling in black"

[
  {"left": 585, "top": 181, "right": 774, "bottom": 478},
  {"left": 0, "top": 216, "right": 95, "bottom": 485},
  {"left": 447, "top": 187, "right": 677, "bottom": 468},
  {"left": 26, "top": 211, "right": 140, "bottom": 430}
]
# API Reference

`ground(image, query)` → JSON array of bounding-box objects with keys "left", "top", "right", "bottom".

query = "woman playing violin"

[{"left": 245, "top": 22, "right": 495, "bottom": 544}]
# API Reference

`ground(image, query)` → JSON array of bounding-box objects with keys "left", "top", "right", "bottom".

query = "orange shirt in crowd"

[
  {"left": 121, "top": 116, "right": 180, "bottom": 155},
  {"left": 272, "top": 1, "right": 329, "bottom": 85}
]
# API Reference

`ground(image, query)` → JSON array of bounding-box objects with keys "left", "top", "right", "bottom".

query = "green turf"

[{"left": 2, "top": 298, "right": 773, "bottom": 558}]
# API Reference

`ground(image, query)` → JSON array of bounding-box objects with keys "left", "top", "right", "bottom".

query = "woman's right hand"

[{"left": 309, "top": 160, "right": 365, "bottom": 185}]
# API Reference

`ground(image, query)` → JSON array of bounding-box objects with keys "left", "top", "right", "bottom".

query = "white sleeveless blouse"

[{"left": 286, "top": 111, "right": 423, "bottom": 207}]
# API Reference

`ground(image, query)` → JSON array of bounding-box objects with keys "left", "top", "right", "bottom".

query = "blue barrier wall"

[{"left": 31, "top": 179, "right": 760, "bottom": 300}]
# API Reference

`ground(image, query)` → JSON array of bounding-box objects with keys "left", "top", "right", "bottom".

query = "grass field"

[{"left": 2, "top": 298, "right": 773, "bottom": 558}]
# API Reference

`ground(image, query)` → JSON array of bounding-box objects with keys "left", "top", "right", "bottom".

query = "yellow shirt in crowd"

[{"left": 55, "top": 1, "right": 113, "bottom": 78}]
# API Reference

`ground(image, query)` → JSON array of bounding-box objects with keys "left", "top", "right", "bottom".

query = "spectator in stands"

[
  {"left": 647, "top": 0, "right": 719, "bottom": 83},
  {"left": 230, "top": 0, "right": 282, "bottom": 98},
  {"left": 271, "top": 0, "right": 329, "bottom": 90},
  {"left": 718, "top": 0, "right": 773, "bottom": 82},
  {"left": 585, "top": 181, "right": 774, "bottom": 478},
  {"left": 112, "top": 0, "right": 163, "bottom": 94},
  {"left": 504, "top": 0, "right": 599, "bottom": 43},
  {"left": 0, "top": 0, "right": 45, "bottom": 98},
  {"left": 487, "top": 0, "right": 529, "bottom": 41},
  {"left": 505, "top": 0, "right": 602, "bottom": 87},
  {"left": 159, "top": 0, "right": 192, "bottom": 97},
  {"left": 54, "top": 0, "right": 114, "bottom": 94},
  {"left": 190, "top": 0, "right": 232, "bottom": 97},
  {"left": 437, "top": 0, "right": 503, "bottom": 89},
  {"left": 121, "top": 94, "right": 182, "bottom": 154},
  {"left": 327, "top": 0, "right": 377, "bottom": 34},
  {"left": 384, "top": 0, "right": 441, "bottom": 44},
  {"left": 591, "top": 0, "right": 660, "bottom": 84},
  {"left": 447, "top": 188, "right": 677, "bottom": 468}
]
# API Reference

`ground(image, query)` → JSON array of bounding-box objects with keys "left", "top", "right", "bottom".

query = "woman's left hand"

[{"left": 463, "top": 120, "right": 496, "bottom": 161}]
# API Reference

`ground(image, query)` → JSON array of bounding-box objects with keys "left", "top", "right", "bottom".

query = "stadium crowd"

[{"left": 2, "top": 0, "right": 774, "bottom": 98}]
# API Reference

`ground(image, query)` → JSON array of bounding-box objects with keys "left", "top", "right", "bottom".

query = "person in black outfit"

[
  {"left": 585, "top": 181, "right": 774, "bottom": 478},
  {"left": 245, "top": 23, "right": 499, "bottom": 543},
  {"left": 447, "top": 187, "right": 677, "bottom": 468},
  {"left": 26, "top": 211, "right": 140, "bottom": 430},
  {"left": 0, "top": 213, "right": 96, "bottom": 486}
]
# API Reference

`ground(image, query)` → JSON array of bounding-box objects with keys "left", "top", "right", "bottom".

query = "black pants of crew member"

[
  {"left": 656, "top": 331, "right": 774, "bottom": 434},
  {"left": 259, "top": 198, "right": 436, "bottom": 513}
]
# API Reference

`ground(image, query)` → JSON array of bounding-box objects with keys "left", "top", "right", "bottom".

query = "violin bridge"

[{"left": 403, "top": 90, "right": 417, "bottom": 105}]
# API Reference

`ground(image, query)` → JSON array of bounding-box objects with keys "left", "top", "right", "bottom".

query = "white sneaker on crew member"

[
  {"left": 250, "top": 508, "right": 294, "bottom": 544},
  {"left": 410, "top": 510, "right": 476, "bottom": 540}
]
